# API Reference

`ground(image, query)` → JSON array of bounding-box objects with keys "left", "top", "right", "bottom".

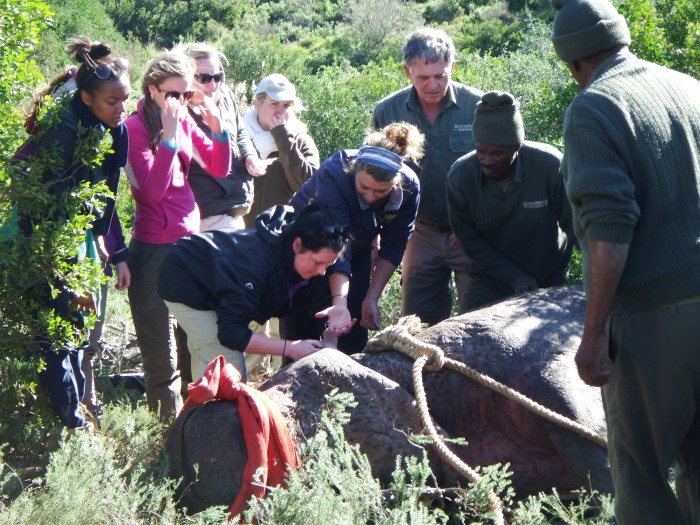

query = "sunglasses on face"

[
  {"left": 194, "top": 72, "right": 224, "bottom": 84},
  {"left": 88, "top": 57, "right": 129, "bottom": 80},
  {"left": 154, "top": 86, "right": 195, "bottom": 103}
]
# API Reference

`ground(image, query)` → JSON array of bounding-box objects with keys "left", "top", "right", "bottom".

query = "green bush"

[
  {"left": 218, "top": 29, "right": 311, "bottom": 90},
  {"left": 456, "top": 16, "right": 576, "bottom": 145},
  {"left": 0, "top": 1, "right": 120, "bottom": 431},
  {"left": 0, "top": 0, "right": 50, "bottom": 163},
  {"left": 0, "top": 402, "right": 228, "bottom": 525},
  {"left": 459, "top": 0, "right": 523, "bottom": 55},
  {"left": 297, "top": 60, "right": 406, "bottom": 160}
]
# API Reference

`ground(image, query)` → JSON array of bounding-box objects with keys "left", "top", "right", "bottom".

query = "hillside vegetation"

[
  {"left": 25, "top": 0, "right": 700, "bottom": 161},
  {"left": 1, "top": 0, "right": 699, "bottom": 522}
]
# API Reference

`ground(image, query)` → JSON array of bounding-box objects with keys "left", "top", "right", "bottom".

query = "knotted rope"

[{"left": 365, "top": 316, "right": 608, "bottom": 524}]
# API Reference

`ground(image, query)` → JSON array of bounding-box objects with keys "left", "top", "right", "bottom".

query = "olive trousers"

[{"left": 604, "top": 297, "right": 700, "bottom": 525}]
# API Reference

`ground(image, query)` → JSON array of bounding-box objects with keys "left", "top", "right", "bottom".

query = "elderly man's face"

[
  {"left": 475, "top": 143, "right": 521, "bottom": 182},
  {"left": 403, "top": 58, "right": 454, "bottom": 108}
]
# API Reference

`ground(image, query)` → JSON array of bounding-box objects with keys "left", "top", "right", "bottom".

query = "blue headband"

[{"left": 357, "top": 145, "right": 403, "bottom": 173}]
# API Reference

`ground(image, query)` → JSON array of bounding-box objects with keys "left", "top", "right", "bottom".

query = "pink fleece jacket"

[{"left": 124, "top": 97, "right": 232, "bottom": 244}]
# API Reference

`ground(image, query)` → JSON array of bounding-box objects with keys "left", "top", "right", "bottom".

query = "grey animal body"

[{"left": 167, "top": 285, "right": 612, "bottom": 512}]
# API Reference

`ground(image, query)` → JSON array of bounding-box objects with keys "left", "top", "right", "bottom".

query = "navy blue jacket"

[{"left": 289, "top": 149, "right": 420, "bottom": 276}]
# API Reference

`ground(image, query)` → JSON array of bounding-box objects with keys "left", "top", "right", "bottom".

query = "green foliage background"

[{"left": 0, "top": 0, "right": 698, "bottom": 521}]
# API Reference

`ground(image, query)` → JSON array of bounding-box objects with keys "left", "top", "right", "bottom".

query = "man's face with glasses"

[{"left": 192, "top": 57, "right": 224, "bottom": 103}]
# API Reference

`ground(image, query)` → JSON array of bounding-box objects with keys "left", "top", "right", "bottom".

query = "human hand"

[
  {"left": 575, "top": 332, "right": 611, "bottom": 386},
  {"left": 359, "top": 298, "right": 381, "bottom": 330},
  {"left": 286, "top": 339, "right": 325, "bottom": 360},
  {"left": 269, "top": 111, "right": 289, "bottom": 129},
  {"left": 315, "top": 305, "right": 356, "bottom": 337},
  {"left": 160, "top": 96, "right": 187, "bottom": 142},
  {"left": 513, "top": 274, "right": 538, "bottom": 294},
  {"left": 449, "top": 233, "right": 461, "bottom": 251},
  {"left": 199, "top": 95, "right": 223, "bottom": 135},
  {"left": 73, "top": 292, "right": 97, "bottom": 313},
  {"left": 114, "top": 261, "right": 131, "bottom": 290},
  {"left": 245, "top": 155, "right": 272, "bottom": 177},
  {"left": 95, "top": 235, "right": 109, "bottom": 262}
]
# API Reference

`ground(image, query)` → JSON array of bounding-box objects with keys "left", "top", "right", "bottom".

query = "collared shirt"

[
  {"left": 372, "top": 81, "right": 483, "bottom": 229},
  {"left": 486, "top": 154, "right": 523, "bottom": 196}
]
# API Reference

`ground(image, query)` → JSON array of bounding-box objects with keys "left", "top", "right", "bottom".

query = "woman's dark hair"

[
  {"left": 283, "top": 203, "right": 351, "bottom": 258},
  {"left": 67, "top": 36, "right": 128, "bottom": 96},
  {"left": 24, "top": 66, "right": 77, "bottom": 134}
]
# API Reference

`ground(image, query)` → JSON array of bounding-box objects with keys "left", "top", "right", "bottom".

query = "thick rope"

[
  {"left": 365, "top": 316, "right": 608, "bottom": 523},
  {"left": 365, "top": 316, "right": 607, "bottom": 449},
  {"left": 411, "top": 354, "right": 505, "bottom": 525}
]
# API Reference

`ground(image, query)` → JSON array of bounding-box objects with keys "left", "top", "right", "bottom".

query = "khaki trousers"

[
  {"left": 401, "top": 221, "right": 472, "bottom": 326},
  {"left": 165, "top": 301, "right": 247, "bottom": 382}
]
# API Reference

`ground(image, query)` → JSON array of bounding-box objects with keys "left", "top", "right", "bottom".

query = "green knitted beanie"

[
  {"left": 472, "top": 91, "right": 524, "bottom": 146},
  {"left": 551, "top": 0, "right": 631, "bottom": 61}
]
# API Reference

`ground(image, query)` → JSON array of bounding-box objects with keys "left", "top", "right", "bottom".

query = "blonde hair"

[
  {"left": 364, "top": 122, "right": 425, "bottom": 164},
  {"left": 176, "top": 42, "right": 227, "bottom": 71},
  {"left": 140, "top": 50, "right": 196, "bottom": 151}
]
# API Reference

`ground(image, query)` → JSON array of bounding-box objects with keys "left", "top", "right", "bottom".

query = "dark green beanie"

[
  {"left": 551, "top": 0, "right": 631, "bottom": 61},
  {"left": 472, "top": 91, "right": 524, "bottom": 146}
]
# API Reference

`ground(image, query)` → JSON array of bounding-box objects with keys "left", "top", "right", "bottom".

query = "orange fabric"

[{"left": 180, "top": 355, "right": 299, "bottom": 518}]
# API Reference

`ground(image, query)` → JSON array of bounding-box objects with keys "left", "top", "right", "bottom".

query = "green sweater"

[
  {"left": 562, "top": 50, "right": 700, "bottom": 313},
  {"left": 447, "top": 141, "right": 574, "bottom": 288},
  {"left": 372, "top": 82, "right": 483, "bottom": 230}
]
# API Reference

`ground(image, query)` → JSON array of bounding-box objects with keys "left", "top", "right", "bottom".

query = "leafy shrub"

[
  {"left": 103, "top": 0, "right": 256, "bottom": 49},
  {"left": 456, "top": 16, "right": 576, "bottom": 145},
  {"left": 0, "top": 402, "right": 228, "bottom": 525},
  {"left": 0, "top": 49, "right": 113, "bottom": 434},
  {"left": 218, "top": 29, "right": 311, "bottom": 90},
  {"left": 459, "top": 0, "right": 523, "bottom": 55},
  {"left": 0, "top": 0, "right": 50, "bottom": 163},
  {"left": 297, "top": 60, "right": 406, "bottom": 160},
  {"left": 424, "top": 0, "right": 465, "bottom": 24}
]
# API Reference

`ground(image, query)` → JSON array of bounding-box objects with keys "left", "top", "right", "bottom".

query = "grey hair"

[{"left": 402, "top": 28, "right": 455, "bottom": 66}]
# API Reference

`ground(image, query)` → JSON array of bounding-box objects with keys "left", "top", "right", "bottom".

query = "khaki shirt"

[{"left": 372, "top": 82, "right": 483, "bottom": 229}]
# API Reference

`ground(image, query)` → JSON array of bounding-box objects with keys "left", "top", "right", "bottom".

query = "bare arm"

[
  {"left": 245, "top": 333, "right": 324, "bottom": 360},
  {"left": 576, "top": 239, "right": 628, "bottom": 386},
  {"left": 360, "top": 257, "right": 396, "bottom": 330}
]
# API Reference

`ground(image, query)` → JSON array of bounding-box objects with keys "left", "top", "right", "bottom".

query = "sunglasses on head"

[
  {"left": 155, "top": 86, "right": 195, "bottom": 103},
  {"left": 194, "top": 72, "right": 224, "bottom": 84},
  {"left": 306, "top": 225, "right": 351, "bottom": 241},
  {"left": 88, "top": 57, "right": 129, "bottom": 80}
]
